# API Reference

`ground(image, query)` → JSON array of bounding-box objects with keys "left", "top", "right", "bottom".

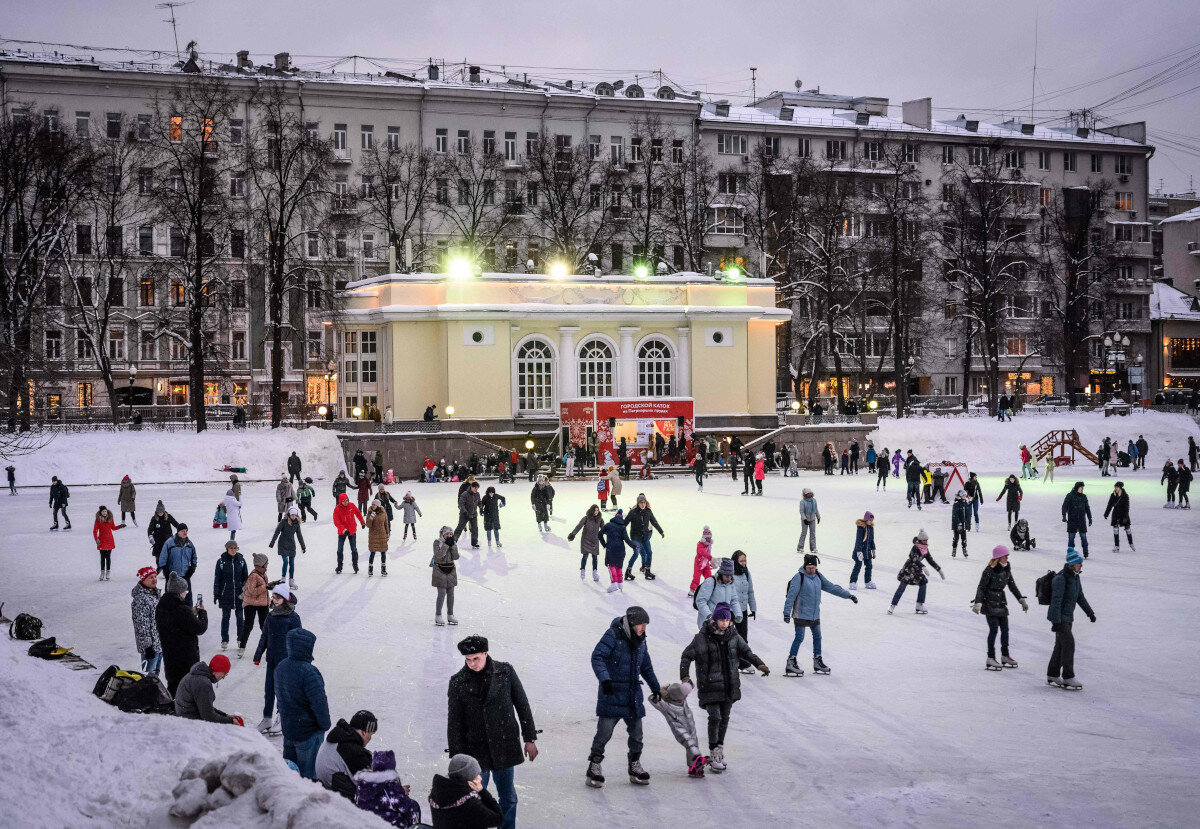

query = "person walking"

[
  {"left": 117, "top": 475, "right": 137, "bottom": 526},
  {"left": 213, "top": 539, "right": 248, "bottom": 653},
  {"left": 481, "top": 486, "right": 506, "bottom": 548},
  {"left": 972, "top": 545, "right": 1028, "bottom": 671},
  {"left": 239, "top": 553, "right": 271, "bottom": 654},
  {"left": 287, "top": 451, "right": 302, "bottom": 486},
  {"left": 782, "top": 553, "right": 857, "bottom": 676},
  {"left": 951, "top": 490, "right": 971, "bottom": 557},
  {"left": 848, "top": 511, "right": 876, "bottom": 590},
  {"left": 1178, "top": 459, "right": 1193, "bottom": 508},
  {"left": 333, "top": 492, "right": 366, "bottom": 575},
  {"left": 131, "top": 566, "right": 162, "bottom": 676},
  {"left": 432, "top": 526, "right": 460, "bottom": 625},
  {"left": 730, "top": 551, "right": 758, "bottom": 673},
  {"left": 366, "top": 500, "right": 391, "bottom": 576},
  {"left": 531, "top": 477, "right": 554, "bottom": 532},
  {"left": 599, "top": 509, "right": 636, "bottom": 594},
  {"left": 796, "top": 488, "right": 820, "bottom": 553},
  {"left": 1046, "top": 548, "right": 1096, "bottom": 690},
  {"left": 585, "top": 606, "right": 661, "bottom": 789},
  {"left": 1103, "top": 481, "right": 1135, "bottom": 552},
  {"left": 454, "top": 481, "right": 482, "bottom": 549},
  {"left": 269, "top": 506, "right": 307, "bottom": 589},
  {"left": 996, "top": 474, "right": 1023, "bottom": 529},
  {"left": 5, "top": 464, "right": 15, "bottom": 495},
  {"left": 49, "top": 475, "right": 71, "bottom": 530},
  {"left": 1136, "top": 434, "right": 1149, "bottom": 470},
  {"left": 253, "top": 583, "right": 302, "bottom": 734},
  {"left": 92, "top": 505, "right": 126, "bottom": 581},
  {"left": 965, "top": 472, "right": 983, "bottom": 530},
  {"left": 446, "top": 635, "right": 538, "bottom": 829},
  {"left": 679, "top": 603, "right": 768, "bottom": 774},
  {"left": 569, "top": 504, "right": 604, "bottom": 583},
  {"left": 157, "top": 524, "right": 197, "bottom": 602},
  {"left": 1061, "top": 481, "right": 1093, "bottom": 558},
  {"left": 156, "top": 572, "right": 209, "bottom": 697},
  {"left": 275, "top": 475, "right": 294, "bottom": 523},
  {"left": 275, "top": 627, "right": 331, "bottom": 780},
  {"left": 905, "top": 458, "right": 923, "bottom": 510},
  {"left": 688, "top": 526, "right": 714, "bottom": 597},
  {"left": 625, "top": 493, "right": 664, "bottom": 581},
  {"left": 888, "top": 529, "right": 944, "bottom": 615}
]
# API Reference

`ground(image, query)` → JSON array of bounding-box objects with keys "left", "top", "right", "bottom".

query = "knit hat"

[
  {"left": 349, "top": 709, "right": 378, "bottom": 733},
  {"left": 224, "top": 540, "right": 239, "bottom": 551},
  {"left": 625, "top": 606, "right": 650, "bottom": 627},
  {"left": 370, "top": 499, "right": 381, "bottom": 509},
  {"left": 176, "top": 523, "right": 188, "bottom": 532},
  {"left": 803, "top": 554, "right": 820, "bottom": 568},
  {"left": 288, "top": 505, "right": 300, "bottom": 516},
  {"left": 712, "top": 602, "right": 733, "bottom": 621},
  {"left": 717, "top": 557, "right": 734, "bottom": 577},
  {"left": 167, "top": 573, "right": 189, "bottom": 596},
  {"left": 991, "top": 544, "right": 1010, "bottom": 560},
  {"left": 271, "top": 583, "right": 291, "bottom": 601},
  {"left": 662, "top": 681, "right": 694, "bottom": 703},
  {"left": 209, "top": 654, "right": 231, "bottom": 674},
  {"left": 802, "top": 488, "right": 814, "bottom": 497},
  {"left": 916, "top": 528, "right": 929, "bottom": 543},
  {"left": 252, "top": 553, "right": 268, "bottom": 568},
  {"left": 1066, "top": 548, "right": 1083, "bottom": 566},
  {"left": 863, "top": 511, "right": 874, "bottom": 522},
  {"left": 457, "top": 635, "right": 489, "bottom": 655},
  {"left": 448, "top": 753, "right": 482, "bottom": 784},
  {"left": 637, "top": 493, "right": 647, "bottom": 502},
  {"left": 155, "top": 500, "right": 166, "bottom": 514},
  {"left": 701, "top": 526, "right": 713, "bottom": 542},
  {"left": 136, "top": 566, "right": 156, "bottom": 583}
]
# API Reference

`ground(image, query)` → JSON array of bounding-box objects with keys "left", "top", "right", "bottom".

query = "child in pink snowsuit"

[
  {"left": 597, "top": 472, "right": 610, "bottom": 511},
  {"left": 690, "top": 526, "right": 713, "bottom": 593}
]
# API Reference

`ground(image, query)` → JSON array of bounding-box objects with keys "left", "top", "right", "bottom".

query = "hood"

[
  {"left": 439, "top": 525, "right": 453, "bottom": 536},
  {"left": 131, "top": 583, "right": 159, "bottom": 601},
  {"left": 325, "top": 719, "right": 364, "bottom": 747},
  {"left": 225, "top": 489, "right": 235, "bottom": 497},
  {"left": 187, "top": 660, "right": 215, "bottom": 681},
  {"left": 285, "top": 627, "right": 316, "bottom": 662},
  {"left": 606, "top": 513, "right": 626, "bottom": 529},
  {"left": 371, "top": 749, "right": 396, "bottom": 772},
  {"left": 338, "top": 493, "right": 349, "bottom": 504},
  {"left": 1073, "top": 482, "right": 1085, "bottom": 492},
  {"left": 855, "top": 518, "right": 868, "bottom": 528},
  {"left": 429, "top": 774, "right": 473, "bottom": 808},
  {"left": 269, "top": 600, "right": 295, "bottom": 616}
]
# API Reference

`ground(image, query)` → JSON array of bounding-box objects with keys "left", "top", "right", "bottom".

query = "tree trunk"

[
  {"left": 891, "top": 302, "right": 905, "bottom": 418},
  {"left": 270, "top": 255, "right": 285, "bottom": 429},
  {"left": 100, "top": 356, "right": 121, "bottom": 425}
]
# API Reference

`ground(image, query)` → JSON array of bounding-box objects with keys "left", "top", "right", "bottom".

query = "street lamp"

[
  {"left": 1103, "top": 334, "right": 1131, "bottom": 397},
  {"left": 324, "top": 359, "right": 336, "bottom": 421},
  {"left": 445, "top": 405, "right": 455, "bottom": 418},
  {"left": 790, "top": 399, "right": 800, "bottom": 412},
  {"left": 525, "top": 439, "right": 535, "bottom": 450},
  {"left": 352, "top": 406, "right": 363, "bottom": 419},
  {"left": 127, "top": 365, "right": 138, "bottom": 419}
]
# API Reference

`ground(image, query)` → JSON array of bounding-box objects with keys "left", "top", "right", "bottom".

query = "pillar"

[
  {"left": 558, "top": 326, "right": 579, "bottom": 400},
  {"left": 675, "top": 326, "right": 691, "bottom": 397},
  {"left": 619, "top": 326, "right": 638, "bottom": 396}
]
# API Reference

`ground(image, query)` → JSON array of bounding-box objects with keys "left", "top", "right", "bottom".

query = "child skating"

[
  {"left": 951, "top": 490, "right": 971, "bottom": 557},
  {"left": 848, "top": 511, "right": 875, "bottom": 590},
  {"left": 689, "top": 526, "right": 714, "bottom": 597},
  {"left": 1009, "top": 518, "right": 1036, "bottom": 550},
  {"left": 649, "top": 681, "right": 707, "bottom": 778},
  {"left": 399, "top": 491, "right": 422, "bottom": 540},
  {"left": 889, "top": 529, "right": 944, "bottom": 614},
  {"left": 92, "top": 505, "right": 126, "bottom": 581}
]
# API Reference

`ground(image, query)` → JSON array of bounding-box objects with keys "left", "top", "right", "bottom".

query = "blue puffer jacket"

[
  {"left": 158, "top": 535, "right": 198, "bottom": 581},
  {"left": 695, "top": 575, "right": 743, "bottom": 628},
  {"left": 253, "top": 602, "right": 302, "bottom": 665},
  {"left": 212, "top": 552, "right": 248, "bottom": 609},
  {"left": 590, "top": 616, "right": 661, "bottom": 719},
  {"left": 274, "top": 628, "right": 331, "bottom": 742},
  {"left": 783, "top": 569, "right": 851, "bottom": 622},
  {"left": 598, "top": 514, "right": 634, "bottom": 568}
]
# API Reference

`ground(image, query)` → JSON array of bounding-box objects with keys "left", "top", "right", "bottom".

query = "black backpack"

[
  {"left": 1035, "top": 570, "right": 1057, "bottom": 606},
  {"left": 114, "top": 675, "right": 174, "bottom": 714},
  {"left": 9, "top": 613, "right": 42, "bottom": 640},
  {"left": 28, "top": 636, "right": 69, "bottom": 660}
]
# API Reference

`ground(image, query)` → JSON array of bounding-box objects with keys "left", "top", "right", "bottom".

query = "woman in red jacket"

[
  {"left": 93, "top": 505, "right": 126, "bottom": 582},
  {"left": 333, "top": 492, "right": 366, "bottom": 574}
]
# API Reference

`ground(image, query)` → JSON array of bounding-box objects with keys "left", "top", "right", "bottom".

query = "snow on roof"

[
  {"left": 345, "top": 270, "right": 776, "bottom": 289},
  {"left": 1160, "top": 206, "right": 1200, "bottom": 225},
  {"left": 1150, "top": 281, "right": 1200, "bottom": 321}
]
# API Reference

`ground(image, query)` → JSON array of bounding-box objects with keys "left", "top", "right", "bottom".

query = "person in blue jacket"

[
  {"left": 1046, "top": 548, "right": 1096, "bottom": 690},
  {"left": 598, "top": 509, "right": 636, "bottom": 594},
  {"left": 158, "top": 525, "right": 197, "bottom": 602},
  {"left": 274, "top": 627, "right": 331, "bottom": 780},
  {"left": 586, "top": 606, "right": 661, "bottom": 789},
  {"left": 848, "top": 511, "right": 876, "bottom": 590},
  {"left": 783, "top": 554, "right": 857, "bottom": 676},
  {"left": 865, "top": 441, "right": 877, "bottom": 474},
  {"left": 253, "top": 583, "right": 302, "bottom": 733},
  {"left": 951, "top": 490, "right": 972, "bottom": 557}
]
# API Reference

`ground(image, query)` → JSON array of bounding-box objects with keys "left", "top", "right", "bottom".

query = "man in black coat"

[
  {"left": 1135, "top": 435, "right": 1148, "bottom": 470},
  {"left": 147, "top": 500, "right": 179, "bottom": 571},
  {"left": 156, "top": 572, "right": 209, "bottom": 696},
  {"left": 49, "top": 476, "right": 71, "bottom": 530},
  {"left": 447, "top": 635, "right": 537, "bottom": 829},
  {"left": 353, "top": 449, "right": 368, "bottom": 480},
  {"left": 287, "top": 451, "right": 302, "bottom": 485}
]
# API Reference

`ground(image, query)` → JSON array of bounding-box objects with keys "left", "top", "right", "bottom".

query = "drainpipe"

[{"left": 417, "top": 86, "right": 427, "bottom": 269}]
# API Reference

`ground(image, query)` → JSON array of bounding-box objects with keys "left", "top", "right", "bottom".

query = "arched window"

[
  {"left": 516, "top": 339, "right": 554, "bottom": 412},
  {"left": 637, "top": 338, "right": 673, "bottom": 397},
  {"left": 578, "top": 338, "right": 615, "bottom": 398}
]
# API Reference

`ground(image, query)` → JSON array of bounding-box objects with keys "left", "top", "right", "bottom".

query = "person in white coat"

[
  {"left": 730, "top": 551, "right": 759, "bottom": 674},
  {"left": 694, "top": 557, "right": 743, "bottom": 629},
  {"left": 223, "top": 488, "right": 243, "bottom": 541}
]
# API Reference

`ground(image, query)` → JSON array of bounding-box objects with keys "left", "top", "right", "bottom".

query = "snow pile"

[
  {"left": 869, "top": 410, "right": 1200, "bottom": 471},
  {"left": 0, "top": 636, "right": 386, "bottom": 828},
  {"left": 9, "top": 427, "right": 345, "bottom": 486}
]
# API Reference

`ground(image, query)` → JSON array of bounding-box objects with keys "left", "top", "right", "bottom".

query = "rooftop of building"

[
  {"left": 1151, "top": 281, "right": 1200, "bottom": 321},
  {"left": 345, "top": 270, "right": 775, "bottom": 291},
  {"left": 1160, "top": 205, "right": 1200, "bottom": 225}
]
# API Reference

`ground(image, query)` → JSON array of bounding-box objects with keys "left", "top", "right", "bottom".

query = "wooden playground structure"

[{"left": 1028, "top": 429, "right": 1098, "bottom": 467}]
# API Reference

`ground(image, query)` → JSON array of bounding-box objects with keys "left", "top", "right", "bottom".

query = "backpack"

[
  {"left": 9, "top": 612, "right": 42, "bottom": 640},
  {"left": 28, "top": 636, "right": 71, "bottom": 660},
  {"left": 115, "top": 675, "right": 174, "bottom": 714},
  {"left": 93, "top": 665, "right": 145, "bottom": 703},
  {"left": 692, "top": 576, "right": 713, "bottom": 611},
  {"left": 597, "top": 480, "right": 607, "bottom": 494},
  {"left": 1035, "top": 570, "right": 1057, "bottom": 605}
]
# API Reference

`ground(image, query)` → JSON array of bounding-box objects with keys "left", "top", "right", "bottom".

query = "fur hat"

[
  {"left": 448, "top": 753, "right": 481, "bottom": 784},
  {"left": 701, "top": 526, "right": 713, "bottom": 542},
  {"left": 166, "top": 573, "right": 189, "bottom": 596},
  {"left": 1066, "top": 548, "right": 1083, "bottom": 566},
  {"left": 457, "top": 635, "right": 489, "bottom": 655},
  {"left": 252, "top": 553, "right": 269, "bottom": 568},
  {"left": 712, "top": 602, "right": 733, "bottom": 621},
  {"left": 991, "top": 545, "right": 1010, "bottom": 560},
  {"left": 717, "top": 557, "right": 735, "bottom": 576}
]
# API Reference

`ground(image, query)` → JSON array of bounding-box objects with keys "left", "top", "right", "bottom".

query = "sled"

[{"left": 217, "top": 466, "right": 248, "bottom": 473}]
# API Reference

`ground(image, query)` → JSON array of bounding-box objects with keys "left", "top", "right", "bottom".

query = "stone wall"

[
  {"left": 339, "top": 432, "right": 512, "bottom": 480},
  {"left": 741, "top": 423, "right": 876, "bottom": 469}
]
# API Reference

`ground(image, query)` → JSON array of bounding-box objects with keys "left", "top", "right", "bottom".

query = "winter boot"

[
  {"left": 237, "top": 646, "right": 245, "bottom": 659},
  {"left": 435, "top": 615, "right": 445, "bottom": 626},
  {"left": 812, "top": 655, "right": 830, "bottom": 675},
  {"left": 593, "top": 570, "right": 600, "bottom": 582},
  {"left": 586, "top": 754, "right": 605, "bottom": 788},
  {"left": 986, "top": 657, "right": 1003, "bottom": 671},
  {"left": 708, "top": 745, "right": 726, "bottom": 773},
  {"left": 1060, "top": 676, "right": 1083, "bottom": 690},
  {"left": 915, "top": 603, "right": 928, "bottom": 614},
  {"left": 1001, "top": 655, "right": 1018, "bottom": 668},
  {"left": 687, "top": 755, "right": 706, "bottom": 778},
  {"left": 628, "top": 755, "right": 650, "bottom": 785},
  {"left": 580, "top": 569, "right": 586, "bottom": 580},
  {"left": 221, "top": 641, "right": 228, "bottom": 651},
  {"left": 848, "top": 582, "right": 857, "bottom": 590},
  {"left": 865, "top": 581, "right": 876, "bottom": 589},
  {"left": 447, "top": 615, "right": 458, "bottom": 625},
  {"left": 784, "top": 657, "right": 804, "bottom": 677}
]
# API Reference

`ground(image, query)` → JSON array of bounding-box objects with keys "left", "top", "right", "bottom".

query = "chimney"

[
  {"left": 468, "top": 65, "right": 481, "bottom": 83},
  {"left": 236, "top": 50, "right": 252, "bottom": 70},
  {"left": 274, "top": 52, "right": 290, "bottom": 71},
  {"left": 901, "top": 98, "right": 932, "bottom": 130},
  {"left": 428, "top": 63, "right": 439, "bottom": 81},
  {"left": 714, "top": 100, "right": 730, "bottom": 117}
]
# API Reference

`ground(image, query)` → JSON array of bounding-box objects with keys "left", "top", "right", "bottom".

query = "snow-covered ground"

[{"left": 2, "top": 412, "right": 1199, "bottom": 827}]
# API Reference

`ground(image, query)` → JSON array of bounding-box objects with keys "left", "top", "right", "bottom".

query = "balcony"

[
  {"left": 1120, "top": 241, "right": 1153, "bottom": 259},
  {"left": 1188, "top": 241, "right": 1200, "bottom": 256},
  {"left": 332, "top": 148, "right": 352, "bottom": 163},
  {"left": 703, "top": 232, "right": 744, "bottom": 249}
]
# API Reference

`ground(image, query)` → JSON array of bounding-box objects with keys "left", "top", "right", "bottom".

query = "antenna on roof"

[
  {"left": 750, "top": 67, "right": 757, "bottom": 101},
  {"left": 155, "top": 2, "right": 191, "bottom": 59},
  {"left": 1030, "top": 10, "right": 1038, "bottom": 122}
]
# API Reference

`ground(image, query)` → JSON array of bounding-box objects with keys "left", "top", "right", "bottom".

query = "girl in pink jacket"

[
  {"left": 689, "top": 526, "right": 714, "bottom": 596},
  {"left": 753, "top": 453, "right": 766, "bottom": 495}
]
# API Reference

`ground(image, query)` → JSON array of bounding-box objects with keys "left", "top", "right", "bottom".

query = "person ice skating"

[
  {"left": 689, "top": 526, "right": 715, "bottom": 596},
  {"left": 366, "top": 500, "right": 391, "bottom": 576},
  {"left": 850, "top": 440, "right": 861, "bottom": 474},
  {"left": 431, "top": 526, "right": 461, "bottom": 625},
  {"left": 333, "top": 492, "right": 366, "bottom": 574},
  {"left": 274, "top": 475, "right": 294, "bottom": 523},
  {"left": 213, "top": 540, "right": 248, "bottom": 652},
  {"left": 48, "top": 475, "right": 71, "bottom": 530},
  {"left": 951, "top": 490, "right": 971, "bottom": 557},
  {"left": 921, "top": 466, "right": 934, "bottom": 504},
  {"left": 753, "top": 452, "right": 765, "bottom": 495},
  {"left": 287, "top": 451, "right": 302, "bottom": 485},
  {"left": 783, "top": 553, "right": 857, "bottom": 676},
  {"left": 212, "top": 500, "right": 227, "bottom": 530},
  {"left": 429, "top": 753, "right": 503, "bottom": 829},
  {"left": 446, "top": 635, "right": 538, "bottom": 829},
  {"left": 1103, "top": 481, "right": 1135, "bottom": 552},
  {"left": 92, "top": 505, "right": 126, "bottom": 581},
  {"left": 1010, "top": 518, "right": 1036, "bottom": 551},
  {"left": 931, "top": 466, "right": 949, "bottom": 503},
  {"left": 131, "top": 566, "right": 162, "bottom": 676},
  {"left": 1136, "top": 434, "right": 1149, "bottom": 470},
  {"left": 253, "top": 583, "right": 302, "bottom": 734},
  {"left": 1046, "top": 548, "right": 1096, "bottom": 690},
  {"left": 454, "top": 481, "right": 482, "bottom": 549},
  {"left": 481, "top": 486, "right": 506, "bottom": 548},
  {"left": 848, "top": 511, "right": 876, "bottom": 590},
  {"left": 315, "top": 709, "right": 376, "bottom": 797},
  {"left": 905, "top": 458, "right": 923, "bottom": 510},
  {"left": 840, "top": 447, "right": 850, "bottom": 476},
  {"left": 607, "top": 465, "right": 622, "bottom": 509},
  {"left": 355, "top": 749, "right": 423, "bottom": 827},
  {"left": 157, "top": 524, "right": 197, "bottom": 601},
  {"left": 586, "top": 606, "right": 662, "bottom": 789},
  {"left": 876, "top": 447, "right": 890, "bottom": 489},
  {"left": 1040, "top": 447, "right": 1056, "bottom": 483},
  {"left": 353, "top": 448, "right": 369, "bottom": 481},
  {"left": 275, "top": 627, "right": 331, "bottom": 780},
  {"left": 1177, "top": 459, "right": 1193, "bottom": 508},
  {"left": 294, "top": 476, "right": 317, "bottom": 522},
  {"left": 526, "top": 448, "right": 539, "bottom": 482},
  {"left": 175, "top": 654, "right": 239, "bottom": 724},
  {"left": 888, "top": 529, "right": 944, "bottom": 615},
  {"left": 1061, "top": 481, "right": 1093, "bottom": 558},
  {"left": 972, "top": 545, "right": 1028, "bottom": 671},
  {"left": 742, "top": 449, "right": 756, "bottom": 493},
  {"left": 1161, "top": 459, "right": 1178, "bottom": 507},
  {"left": 240, "top": 553, "right": 271, "bottom": 653},
  {"left": 269, "top": 506, "right": 307, "bottom": 589},
  {"left": 333, "top": 470, "right": 350, "bottom": 499},
  {"left": 730, "top": 551, "right": 759, "bottom": 672},
  {"left": 996, "top": 474, "right": 1023, "bottom": 528},
  {"left": 599, "top": 509, "right": 636, "bottom": 594},
  {"left": 569, "top": 504, "right": 604, "bottom": 582},
  {"left": 595, "top": 469, "right": 611, "bottom": 512},
  {"left": 680, "top": 603, "right": 768, "bottom": 774},
  {"left": 866, "top": 441, "right": 877, "bottom": 474},
  {"left": 222, "top": 487, "right": 243, "bottom": 542},
  {"left": 821, "top": 443, "right": 834, "bottom": 476},
  {"left": 892, "top": 449, "right": 903, "bottom": 478},
  {"left": 400, "top": 491, "right": 422, "bottom": 540},
  {"left": 531, "top": 476, "right": 554, "bottom": 532},
  {"left": 695, "top": 557, "right": 744, "bottom": 629},
  {"left": 625, "top": 494, "right": 664, "bottom": 581},
  {"left": 147, "top": 501, "right": 179, "bottom": 571},
  {"left": 356, "top": 473, "right": 372, "bottom": 515},
  {"left": 1189, "top": 436, "right": 1198, "bottom": 472},
  {"left": 156, "top": 572, "right": 209, "bottom": 697},
  {"left": 649, "top": 680, "right": 705, "bottom": 778},
  {"left": 693, "top": 451, "right": 707, "bottom": 490},
  {"left": 797, "top": 488, "right": 820, "bottom": 553},
  {"left": 1020, "top": 445, "right": 1033, "bottom": 479},
  {"left": 117, "top": 475, "right": 137, "bottom": 525},
  {"left": 5, "top": 464, "right": 14, "bottom": 495}
]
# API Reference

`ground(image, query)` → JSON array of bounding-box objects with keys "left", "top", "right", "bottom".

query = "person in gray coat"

[
  {"left": 730, "top": 551, "right": 759, "bottom": 673},
  {"left": 1047, "top": 547, "right": 1096, "bottom": 690},
  {"left": 275, "top": 476, "right": 295, "bottom": 522},
  {"left": 782, "top": 553, "right": 857, "bottom": 676},
  {"left": 175, "top": 654, "right": 238, "bottom": 724},
  {"left": 694, "top": 558, "right": 743, "bottom": 629},
  {"left": 568, "top": 504, "right": 604, "bottom": 582},
  {"left": 797, "top": 489, "right": 820, "bottom": 553},
  {"left": 432, "top": 526, "right": 459, "bottom": 626},
  {"left": 454, "top": 481, "right": 482, "bottom": 548},
  {"left": 399, "top": 491, "right": 422, "bottom": 540}
]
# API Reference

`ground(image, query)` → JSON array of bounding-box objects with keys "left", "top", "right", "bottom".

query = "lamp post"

[
  {"left": 127, "top": 365, "right": 138, "bottom": 420},
  {"left": 324, "top": 359, "right": 336, "bottom": 421},
  {"left": 1103, "top": 334, "right": 1131, "bottom": 398}
]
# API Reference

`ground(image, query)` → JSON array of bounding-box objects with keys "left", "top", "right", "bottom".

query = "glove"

[
  {"left": 601, "top": 680, "right": 614, "bottom": 696},
  {"left": 1018, "top": 496, "right": 1022, "bottom": 502},
  {"left": 758, "top": 665, "right": 770, "bottom": 677},
  {"left": 1089, "top": 614, "right": 1096, "bottom": 623},
  {"left": 937, "top": 568, "right": 945, "bottom": 580},
  {"left": 1019, "top": 598, "right": 1029, "bottom": 612},
  {"left": 649, "top": 692, "right": 661, "bottom": 704},
  {"left": 567, "top": 534, "right": 575, "bottom": 542},
  {"left": 971, "top": 602, "right": 982, "bottom": 614},
  {"left": 1051, "top": 622, "right": 1060, "bottom": 633},
  {"left": 1062, "top": 516, "right": 1067, "bottom": 522},
  {"left": 849, "top": 594, "right": 858, "bottom": 604},
  {"left": 748, "top": 611, "right": 756, "bottom": 619},
  {"left": 230, "top": 715, "right": 245, "bottom": 727},
  {"left": 783, "top": 615, "right": 791, "bottom": 623},
  {"left": 871, "top": 550, "right": 876, "bottom": 559},
  {"left": 253, "top": 660, "right": 260, "bottom": 666}
]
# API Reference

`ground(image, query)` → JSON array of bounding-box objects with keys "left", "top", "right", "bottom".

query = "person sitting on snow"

[
  {"left": 175, "top": 654, "right": 241, "bottom": 725},
  {"left": 1009, "top": 518, "right": 1036, "bottom": 551},
  {"left": 316, "top": 709, "right": 377, "bottom": 798}
]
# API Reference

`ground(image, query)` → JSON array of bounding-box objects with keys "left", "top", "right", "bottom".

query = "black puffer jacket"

[
  {"left": 1061, "top": 484, "right": 1092, "bottom": 533},
  {"left": 446, "top": 658, "right": 537, "bottom": 772},
  {"left": 679, "top": 619, "right": 764, "bottom": 707},
  {"left": 1103, "top": 490, "right": 1131, "bottom": 527},
  {"left": 972, "top": 562, "right": 1025, "bottom": 617},
  {"left": 428, "top": 774, "right": 502, "bottom": 829},
  {"left": 997, "top": 478, "right": 1023, "bottom": 510},
  {"left": 155, "top": 592, "right": 208, "bottom": 694}
]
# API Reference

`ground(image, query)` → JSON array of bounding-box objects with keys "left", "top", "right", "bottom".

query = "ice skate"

[
  {"left": 368, "top": 565, "right": 374, "bottom": 576},
  {"left": 812, "top": 656, "right": 831, "bottom": 675},
  {"left": 1001, "top": 655, "right": 1018, "bottom": 668},
  {"left": 496, "top": 540, "right": 503, "bottom": 548},
  {"left": 435, "top": 615, "right": 445, "bottom": 626},
  {"left": 624, "top": 569, "right": 636, "bottom": 581},
  {"left": 237, "top": 647, "right": 245, "bottom": 659},
  {"left": 1129, "top": 543, "right": 1135, "bottom": 552},
  {"left": 986, "top": 657, "right": 1003, "bottom": 671},
  {"left": 865, "top": 581, "right": 876, "bottom": 589},
  {"left": 447, "top": 615, "right": 458, "bottom": 625},
  {"left": 352, "top": 565, "right": 359, "bottom": 574},
  {"left": 687, "top": 589, "right": 695, "bottom": 598},
  {"left": 288, "top": 578, "right": 297, "bottom": 590},
  {"left": 887, "top": 605, "right": 895, "bottom": 614},
  {"left": 586, "top": 755, "right": 605, "bottom": 788},
  {"left": 644, "top": 570, "right": 656, "bottom": 580},
  {"left": 580, "top": 569, "right": 586, "bottom": 580},
  {"left": 848, "top": 582, "right": 857, "bottom": 590},
  {"left": 687, "top": 755, "right": 706, "bottom": 778},
  {"left": 335, "top": 567, "right": 342, "bottom": 575},
  {"left": 628, "top": 758, "right": 650, "bottom": 785},
  {"left": 1060, "top": 676, "right": 1083, "bottom": 690},
  {"left": 593, "top": 570, "right": 600, "bottom": 582},
  {"left": 915, "top": 603, "right": 928, "bottom": 614},
  {"left": 221, "top": 641, "right": 228, "bottom": 651},
  {"left": 381, "top": 565, "right": 388, "bottom": 576},
  {"left": 784, "top": 657, "right": 804, "bottom": 677},
  {"left": 739, "top": 665, "right": 757, "bottom": 675},
  {"left": 98, "top": 573, "right": 104, "bottom": 581},
  {"left": 708, "top": 746, "right": 726, "bottom": 773},
  {"left": 1047, "top": 676, "right": 1064, "bottom": 687},
  {"left": 606, "top": 584, "right": 619, "bottom": 593}
]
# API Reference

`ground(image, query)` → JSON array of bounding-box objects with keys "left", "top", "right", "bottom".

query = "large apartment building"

[{"left": 0, "top": 48, "right": 1156, "bottom": 417}]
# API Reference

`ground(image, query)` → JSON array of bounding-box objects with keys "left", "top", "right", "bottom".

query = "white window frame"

[
  {"left": 361, "top": 125, "right": 374, "bottom": 150},
  {"left": 717, "top": 133, "right": 748, "bottom": 156},
  {"left": 513, "top": 336, "right": 556, "bottom": 414},
  {"left": 577, "top": 337, "right": 616, "bottom": 398},
  {"left": 636, "top": 337, "right": 674, "bottom": 397}
]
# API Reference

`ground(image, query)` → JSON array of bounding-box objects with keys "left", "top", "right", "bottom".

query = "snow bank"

[
  {"left": 0, "top": 636, "right": 387, "bottom": 828},
  {"left": 868, "top": 410, "right": 1200, "bottom": 471},
  {"left": 7, "top": 427, "right": 345, "bottom": 486}
]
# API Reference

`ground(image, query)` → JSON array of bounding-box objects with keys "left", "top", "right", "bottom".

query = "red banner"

[{"left": 560, "top": 398, "right": 694, "bottom": 466}]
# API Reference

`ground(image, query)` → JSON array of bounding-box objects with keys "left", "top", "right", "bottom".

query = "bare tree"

[
  {"left": 358, "top": 136, "right": 438, "bottom": 271},
  {"left": 658, "top": 135, "right": 719, "bottom": 273},
  {"left": 434, "top": 139, "right": 523, "bottom": 267},
  {"left": 625, "top": 116, "right": 672, "bottom": 269},
  {"left": 524, "top": 131, "right": 614, "bottom": 272}
]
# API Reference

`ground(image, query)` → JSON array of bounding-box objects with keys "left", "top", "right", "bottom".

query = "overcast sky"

[{"left": 6, "top": 0, "right": 1200, "bottom": 192}]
